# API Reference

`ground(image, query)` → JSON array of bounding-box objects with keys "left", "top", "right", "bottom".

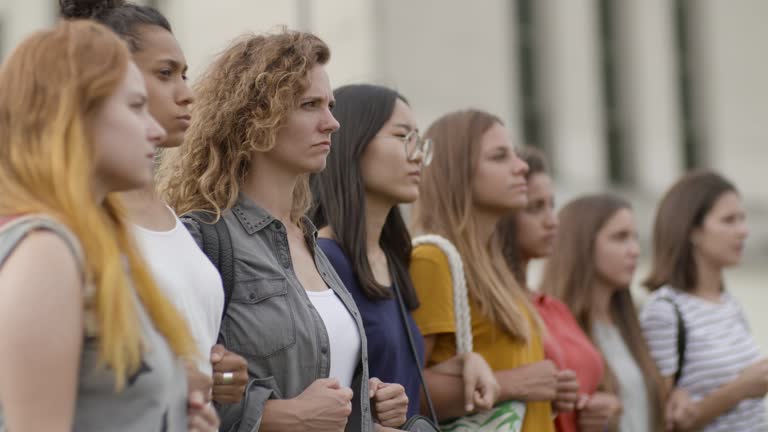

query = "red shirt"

[{"left": 533, "top": 293, "right": 605, "bottom": 432}]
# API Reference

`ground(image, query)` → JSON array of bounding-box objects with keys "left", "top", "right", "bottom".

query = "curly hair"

[{"left": 157, "top": 29, "right": 330, "bottom": 221}]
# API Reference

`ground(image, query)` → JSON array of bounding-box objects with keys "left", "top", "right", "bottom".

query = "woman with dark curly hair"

[{"left": 158, "top": 30, "right": 407, "bottom": 432}]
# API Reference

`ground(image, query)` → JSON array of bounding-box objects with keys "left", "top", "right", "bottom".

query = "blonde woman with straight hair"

[
  {"left": 410, "top": 109, "right": 575, "bottom": 431},
  {"left": 0, "top": 20, "right": 216, "bottom": 431}
]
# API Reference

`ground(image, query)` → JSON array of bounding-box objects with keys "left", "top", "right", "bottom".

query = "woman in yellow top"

[{"left": 409, "top": 110, "right": 578, "bottom": 431}]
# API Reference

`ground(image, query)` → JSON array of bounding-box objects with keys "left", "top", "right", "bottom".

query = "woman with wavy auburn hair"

[
  {"left": 0, "top": 20, "right": 201, "bottom": 431},
  {"left": 409, "top": 109, "right": 572, "bottom": 431},
  {"left": 158, "top": 30, "right": 406, "bottom": 432}
]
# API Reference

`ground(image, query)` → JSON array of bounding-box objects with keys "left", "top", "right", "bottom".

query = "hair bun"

[{"left": 59, "top": 0, "right": 126, "bottom": 19}]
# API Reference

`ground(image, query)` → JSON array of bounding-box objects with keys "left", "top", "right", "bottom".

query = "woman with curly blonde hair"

[{"left": 158, "top": 30, "right": 407, "bottom": 432}]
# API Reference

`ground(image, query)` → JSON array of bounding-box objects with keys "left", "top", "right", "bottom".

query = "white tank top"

[
  {"left": 133, "top": 212, "right": 224, "bottom": 375},
  {"left": 306, "top": 289, "right": 361, "bottom": 387}
]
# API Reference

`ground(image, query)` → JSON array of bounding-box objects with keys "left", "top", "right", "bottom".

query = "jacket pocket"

[{"left": 224, "top": 278, "right": 296, "bottom": 358}]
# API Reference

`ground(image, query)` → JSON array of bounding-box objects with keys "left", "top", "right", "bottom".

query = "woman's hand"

[
  {"left": 461, "top": 352, "right": 501, "bottom": 412},
  {"left": 210, "top": 344, "right": 249, "bottom": 404},
  {"left": 369, "top": 378, "right": 408, "bottom": 427},
  {"left": 516, "top": 360, "right": 559, "bottom": 401},
  {"left": 187, "top": 390, "right": 220, "bottom": 432},
  {"left": 552, "top": 369, "right": 579, "bottom": 413},
  {"left": 577, "top": 391, "right": 622, "bottom": 432},
  {"left": 184, "top": 361, "right": 213, "bottom": 402},
  {"left": 665, "top": 388, "right": 699, "bottom": 432}
]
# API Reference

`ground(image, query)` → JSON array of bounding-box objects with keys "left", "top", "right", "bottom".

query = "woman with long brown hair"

[
  {"left": 496, "top": 148, "right": 611, "bottom": 432},
  {"left": 641, "top": 171, "right": 767, "bottom": 431},
  {"left": 0, "top": 19, "right": 212, "bottom": 431},
  {"left": 540, "top": 194, "right": 665, "bottom": 432},
  {"left": 159, "top": 30, "right": 407, "bottom": 432},
  {"left": 409, "top": 110, "right": 575, "bottom": 431}
]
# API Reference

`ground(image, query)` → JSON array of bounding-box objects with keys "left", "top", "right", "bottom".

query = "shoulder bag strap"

[
  {"left": 660, "top": 296, "right": 686, "bottom": 385},
  {"left": 389, "top": 263, "right": 439, "bottom": 426}
]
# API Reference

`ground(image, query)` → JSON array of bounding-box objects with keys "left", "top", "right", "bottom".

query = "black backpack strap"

[
  {"left": 389, "top": 264, "right": 439, "bottom": 426},
  {"left": 659, "top": 296, "right": 686, "bottom": 385},
  {"left": 182, "top": 211, "right": 235, "bottom": 320}
]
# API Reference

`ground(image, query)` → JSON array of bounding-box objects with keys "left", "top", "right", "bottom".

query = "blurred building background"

[{"left": 1, "top": 0, "right": 766, "bottom": 342}]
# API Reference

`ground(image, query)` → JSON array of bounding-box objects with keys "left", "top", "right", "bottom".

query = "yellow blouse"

[{"left": 410, "top": 244, "right": 554, "bottom": 432}]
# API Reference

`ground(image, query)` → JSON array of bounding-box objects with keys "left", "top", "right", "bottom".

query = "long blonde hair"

[
  {"left": 413, "top": 110, "right": 540, "bottom": 341},
  {"left": 0, "top": 20, "right": 194, "bottom": 390},
  {"left": 158, "top": 29, "right": 330, "bottom": 220}
]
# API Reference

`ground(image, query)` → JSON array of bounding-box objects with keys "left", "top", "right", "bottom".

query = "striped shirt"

[{"left": 641, "top": 286, "right": 767, "bottom": 431}]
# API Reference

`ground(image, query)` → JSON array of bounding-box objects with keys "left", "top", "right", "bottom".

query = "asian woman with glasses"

[{"left": 311, "top": 85, "right": 500, "bottom": 427}]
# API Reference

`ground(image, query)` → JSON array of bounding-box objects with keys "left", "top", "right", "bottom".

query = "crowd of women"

[{"left": 0, "top": 1, "right": 765, "bottom": 431}]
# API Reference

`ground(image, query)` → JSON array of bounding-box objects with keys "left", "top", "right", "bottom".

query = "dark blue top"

[{"left": 318, "top": 238, "right": 425, "bottom": 418}]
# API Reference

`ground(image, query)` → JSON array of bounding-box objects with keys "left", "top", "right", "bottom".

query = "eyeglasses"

[{"left": 398, "top": 130, "right": 434, "bottom": 166}]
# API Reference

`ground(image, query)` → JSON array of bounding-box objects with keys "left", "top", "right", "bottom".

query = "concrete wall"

[{"left": 1, "top": 0, "right": 766, "bottom": 208}]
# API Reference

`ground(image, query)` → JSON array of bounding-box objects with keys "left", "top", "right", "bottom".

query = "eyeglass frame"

[{"left": 397, "top": 129, "right": 434, "bottom": 166}]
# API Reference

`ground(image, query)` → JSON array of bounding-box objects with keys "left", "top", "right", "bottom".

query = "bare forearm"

[
  {"left": 374, "top": 424, "right": 405, "bottom": 432},
  {"left": 422, "top": 369, "right": 474, "bottom": 420},
  {"left": 687, "top": 381, "right": 745, "bottom": 430},
  {"left": 427, "top": 355, "right": 465, "bottom": 377},
  {"left": 495, "top": 369, "right": 532, "bottom": 401},
  {"left": 260, "top": 399, "right": 303, "bottom": 432},
  {"left": 421, "top": 369, "right": 539, "bottom": 419}
]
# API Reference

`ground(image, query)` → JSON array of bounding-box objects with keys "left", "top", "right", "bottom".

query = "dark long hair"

[
  {"left": 310, "top": 84, "right": 418, "bottom": 309},
  {"left": 59, "top": 0, "right": 172, "bottom": 52},
  {"left": 644, "top": 170, "right": 737, "bottom": 292},
  {"left": 541, "top": 194, "right": 665, "bottom": 430}
]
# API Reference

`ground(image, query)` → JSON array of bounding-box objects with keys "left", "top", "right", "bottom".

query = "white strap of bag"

[{"left": 412, "top": 234, "right": 473, "bottom": 354}]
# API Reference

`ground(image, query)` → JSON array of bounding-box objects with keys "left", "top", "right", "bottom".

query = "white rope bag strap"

[{"left": 412, "top": 234, "right": 473, "bottom": 354}]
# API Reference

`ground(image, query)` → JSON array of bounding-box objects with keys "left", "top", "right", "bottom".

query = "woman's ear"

[{"left": 689, "top": 226, "right": 703, "bottom": 249}]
